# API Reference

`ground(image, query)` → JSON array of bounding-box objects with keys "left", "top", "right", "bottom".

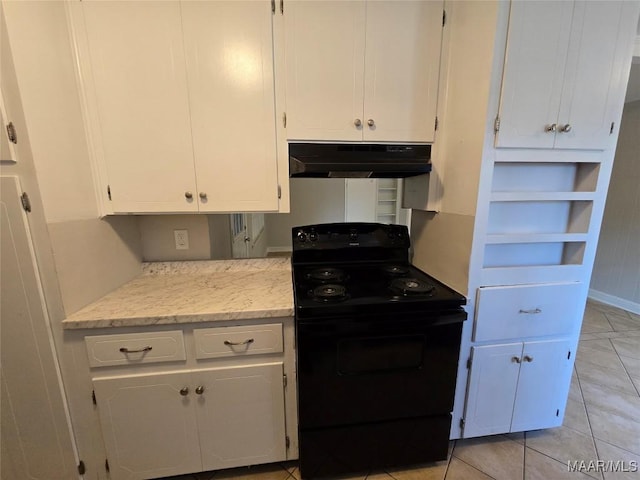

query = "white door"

[
  {"left": 363, "top": 0, "right": 443, "bottom": 142},
  {"left": 0, "top": 92, "right": 17, "bottom": 162},
  {"left": 230, "top": 213, "right": 250, "bottom": 258},
  {"left": 345, "top": 179, "right": 377, "bottom": 222},
  {"left": 80, "top": 1, "right": 198, "bottom": 213},
  {"left": 463, "top": 343, "right": 523, "bottom": 438},
  {"left": 511, "top": 339, "right": 573, "bottom": 432},
  {"left": 554, "top": 1, "right": 640, "bottom": 150},
  {"left": 0, "top": 176, "right": 78, "bottom": 480},
  {"left": 93, "top": 371, "right": 201, "bottom": 480},
  {"left": 284, "top": 0, "right": 366, "bottom": 141},
  {"left": 495, "top": 1, "right": 573, "bottom": 148},
  {"left": 195, "top": 363, "right": 287, "bottom": 471},
  {"left": 182, "top": 1, "right": 279, "bottom": 212}
]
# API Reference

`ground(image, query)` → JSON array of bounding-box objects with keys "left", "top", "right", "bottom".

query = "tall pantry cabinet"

[{"left": 406, "top": 0, "right": 640, "bottom": 439}]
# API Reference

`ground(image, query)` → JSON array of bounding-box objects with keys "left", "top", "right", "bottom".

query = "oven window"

[{"left": 337, "top": 335, "right": 425, "bottom": 375}]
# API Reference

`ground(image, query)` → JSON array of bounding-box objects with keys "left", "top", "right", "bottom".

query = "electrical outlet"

[{"left": 174, "top": 229, "right": 189, "bottom": 250}]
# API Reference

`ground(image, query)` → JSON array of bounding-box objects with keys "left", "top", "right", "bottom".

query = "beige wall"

[
  {"left": 3, "top": 2, "right": 142, "bottom": 315},
  {"left": 265, "top": 178, "right": 346, "bottom": 249},
  {"left": 138, "top": 214, "right": 211, "bottom": 261},
  {"left": 591, "top": 99, "right": 640, "bottom": 309}
]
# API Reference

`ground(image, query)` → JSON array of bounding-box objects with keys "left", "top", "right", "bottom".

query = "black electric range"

[{"left": 291, "top": 223, "right": 466, "bottom": 479}]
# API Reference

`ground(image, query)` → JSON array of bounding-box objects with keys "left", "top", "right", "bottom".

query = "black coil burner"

[
  {"left": 306, "top": 267, "right": 347, "bottom": 283},
  {"left": 390, "top": 277, "right": 435, "bottom": 296},
  {"left": 310, "top": 284, "right": 348, "bottom": 302},
  {"left": 383, "top": 264, "right": 410, "bottom": 276}
]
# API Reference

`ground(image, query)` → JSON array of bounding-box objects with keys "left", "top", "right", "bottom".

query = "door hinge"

[
  {"left": 610, "top": 122, "right": 615, "bottom": 134},
  {"left": 280, "top": 0, "right": 284, "bottom": 14},
  {"left": 567, "top": 350, "right": 571, "bottom": 360},
  {"left": 282, "top": 112, "right": 287, "bottom": 128},
  {"left": 20, "top": 192, "right": 31, "bottom": 213},
  {"left": 105, "top": 458, "right": 110, "bottom": 473},
  {"left": 434, "top": 116, "right": 439, "bottom": 131},
  {"left": 107, "top": 185, "right": 112, "bottom": 201},
  {"left": 283, "top": 373, "right": 288, "bottom": 387},
  {"left": 6, "top": 121, "right": 17, "bottom": 144},
  {"left": 92, "top": 390, "right": 97, "bottom": 405},
  {"left": 556, "top": 409, "right": 560, "bottom": 417},
  {"left": 285, "top": 435, "right": 290, "bottom": 449},
  {"left": 459, "top": 418, "right": 465, "bottom": 429},
  {"left": 466, "top": 357, "right": 472, "bottom": 369},
  {"left": 442, "top": 10, "right": 446, "bottom": 26},
  {"left": 77, "top": 460, "right": 86, "bottom": 475},
  {"left": 271, "top": 0, "right": 275, "bottom": 14},
  {"left": 277, "top": 184, "right": 282, "bottom": 199},
  {"left": 494, "top": 115, "right": 501, "bottom": 133}
]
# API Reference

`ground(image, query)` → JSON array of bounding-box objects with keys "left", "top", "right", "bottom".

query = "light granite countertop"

[{"left": 62, "top": 258, "right": 294, "bottom": 329}]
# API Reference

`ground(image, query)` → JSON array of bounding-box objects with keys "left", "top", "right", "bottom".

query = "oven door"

[{"left": 296, "top": 310, "right": 465, "bottom": 429}]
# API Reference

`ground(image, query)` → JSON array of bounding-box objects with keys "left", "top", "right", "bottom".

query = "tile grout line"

[{"left": 608, "top": 337, "right": 640, "bottom": 398}]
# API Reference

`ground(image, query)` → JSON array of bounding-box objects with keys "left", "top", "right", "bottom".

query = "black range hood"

[{"left": 289, "top": 143, "right": 432, "bottom": 178}]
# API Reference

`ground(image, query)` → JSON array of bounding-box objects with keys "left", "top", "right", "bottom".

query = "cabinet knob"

[
  {"left": 559, "top": 124, "right": 572, "bottom": 133},
  {"left": 354, "top": 118, "right": 362, "bottom": 127},
  {"left": 367, "top": 119, "right": 375, "bottom": 127},
  {"left": 195, "top": 385, "right": 205, "bottom": 395},
  {"left": 199, "top": 192, "right": 207, "bottom": 200},
  {"left": 185, "top": 191, "right": 193, "bottom": 200},
  {"left": 511, "top": 356, "right": 521, "bottom": 364},
  {"left": 523, "top": 355, "right": 534, "bottom": 363},
  {"left": 179, "top": 387, "right": 189, "bottom": 396},
  {"left": 544, "top": 123, "right": 557, "bottom": 133}
]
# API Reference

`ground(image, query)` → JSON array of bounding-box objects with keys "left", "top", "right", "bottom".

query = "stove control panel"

[{"left": 292, "top": 223, "right": 410, "bottom": 251}]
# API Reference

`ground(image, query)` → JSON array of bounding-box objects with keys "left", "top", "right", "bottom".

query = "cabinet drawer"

[
  {"left": 85, "top": 331, "right": 186, "bottom": 368},
  {"left": 474, "top": 283, "right": 582, "bottom": 341},
  {"left": 194, "top": 324, "right": 283, "bottom": 359}
]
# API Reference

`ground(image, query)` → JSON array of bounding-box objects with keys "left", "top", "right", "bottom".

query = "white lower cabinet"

[
  {"left": 463, "top": 339, "right": 573, "bottom": 438},
  {"left": 94, "top": 363, "right": 286, "bottom": 480}
]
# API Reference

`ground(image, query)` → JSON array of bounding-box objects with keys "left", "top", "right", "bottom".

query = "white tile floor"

[{"left": 163, "top": 300, "right": 640, "bottom": 480}]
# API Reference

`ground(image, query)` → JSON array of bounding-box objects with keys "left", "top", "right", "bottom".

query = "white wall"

[
  {"left": 139, "top": 214, "right": 211, "bottom": 261},
  {"left": 590, "top": 99, "right": 640, "bottom": 312}
]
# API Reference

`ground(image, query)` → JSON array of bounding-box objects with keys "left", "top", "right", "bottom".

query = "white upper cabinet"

[
  {"left": 81, "top": 1, "right": 199, "bottom": 213},
  {"left": 182, "top": 1, "right": 279, "bottom": 213},
  {"left": 75, "top": 0, "right": 280, "bottom": 214},
  {"left": 496, "top": 1, "right": 639, "bottom": 150},
  {"left": 284, "top": 0, "right": 443, "bottom": 143}
]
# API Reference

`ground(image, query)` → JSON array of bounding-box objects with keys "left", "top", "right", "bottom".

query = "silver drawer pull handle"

[
  {"left": 519, "top": 308, "right": 542, "bottom": 314},
  {"left": 224, "top": 338, "right": 255, "bottom": 346},
  {"left": 119, "top": 346, "right": 153, "bottom": 354}
]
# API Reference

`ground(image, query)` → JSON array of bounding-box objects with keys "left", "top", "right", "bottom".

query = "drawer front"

[
  {"left": 474, "top": 282, "right": 582, "bottom": 341},
  {"left": 194, "top": 323, "right": 283, "bottom": 359},
  {"left": 85, "top": 331, "right": 186, "bottom": 367}
]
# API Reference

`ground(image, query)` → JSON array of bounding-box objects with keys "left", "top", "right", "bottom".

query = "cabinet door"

[
  {"left": 284, "top": 1, "right": 366, "bottom": 141},
  {"left": 363, "top": 1, "right": 443, "bottom": 142},
  {"left": 81, "top": 1, "right": 198, "bottom": 213},
  {"left": 511, "top": 339, "right": 573, "bottom": 432},
  {"left": 195, "top": 363, "right": 287, "bottom": 471},
  {"left": 463, "top": 343, "right": 523, "bottom": 438},
  {"left": 554, "top": 1, "right": 640, "bottom": 150},
  {"left": 93, "top": 372, "right": 201, "bottom": 480},
  {"left": 495, "top": 1, "right": 573, "bottom": 148},
  {"left": 182, "top": 1, "right": 279, "bottom": 212}
]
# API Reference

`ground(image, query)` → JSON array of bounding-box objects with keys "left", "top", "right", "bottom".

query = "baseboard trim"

[{"left": 588, "top": 289, "right": 640, "bottom": 315}]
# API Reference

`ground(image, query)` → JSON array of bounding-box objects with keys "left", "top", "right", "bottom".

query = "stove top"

[
  {"left": 291, "top": 223, "right": 466, "bottom": 319},
  {"left": 292, "top": 261, "right": 465, "bottom": 318}
]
